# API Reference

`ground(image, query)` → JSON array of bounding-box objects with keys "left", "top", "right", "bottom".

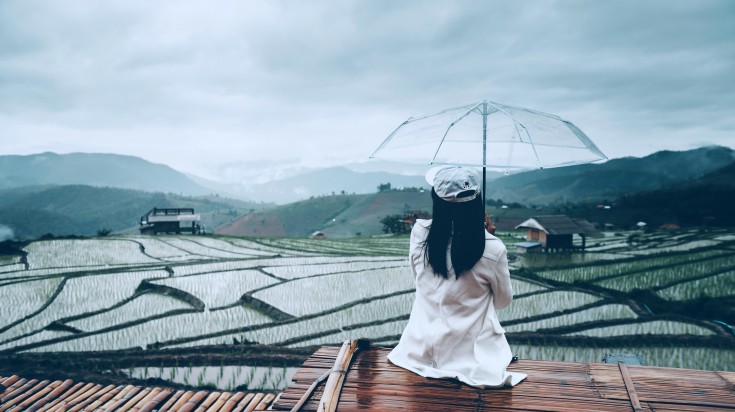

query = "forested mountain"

[
  {"left": 488, "top": 146, "right": 735, "bottom": 205},
  {"left": 611, "top": 160, "right": 735, "bottom": 227}
]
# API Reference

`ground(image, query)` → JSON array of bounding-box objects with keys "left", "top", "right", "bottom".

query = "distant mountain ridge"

[
  {"left": 0, "top": 152, "right": 214, "bottom": 195},
  {"left": 0, "top": 152, "right": 429, "bottom": 203},
  {"left": 1, "top": 145, "right": 733, "bottom": 207}
]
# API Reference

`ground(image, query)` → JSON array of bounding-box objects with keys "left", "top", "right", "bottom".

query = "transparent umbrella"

[{"left": 370, "top": 100, "right": 608, "bottom": 200}]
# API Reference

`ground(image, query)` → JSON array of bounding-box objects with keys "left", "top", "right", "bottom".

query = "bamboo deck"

[
  {"left": 273, "top": 345, "right": 735, "bottom": 411},
  {"left": 0, "top": 375, "right": 278, "bottom": 412},
  {"left": 3, "top": 346, "right": 734, "bottom": 412}
]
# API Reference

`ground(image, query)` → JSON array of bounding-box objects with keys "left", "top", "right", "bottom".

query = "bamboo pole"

[
  {"left": 231, "top": 392, "right": 255, "bottom": 412},
  {"left": 179, "top": 390, "right": 210, "bottom": 412},
  {"left": 618, "top": 361, "right": 645, "bottom": 412},
  {"left": 0, "top": 376, "right": 21, "bottom": 398},
  {"left": 255, "top": 393, "right": 276, "bottom": 410},
  {"left": 193, "top": 390, "right": 221, "bottom": 412},
  {"left": 11, "top": 380, "right": 60, "bottom": 412},
  {"left": 138, "top": 388, "right": 174, "bottom": 412},
  {"left": 317, "top": 340, "right": 359, "bottom": 412},
  {"left": 167, "top": 390, "right": 196, "bottom": 411},
  {"left": 220, "top": 391, "right": 246, "bottom": 412},
  {"left": 0, "top": 380, "right": 50, "bottom": 412},
  {"left": 98, "top": 384, "right": 139, "bottom": 412},
  {"left": 26, "top": 379, "right": 73, "bottom": 412},
  {"left": 128, "top": 387, "right": 160, "bottom": 412},
  {"left": 242, "top": 392, "right": 265, "bottom": 412},
  {"left": 66, "top": 384, "right": 117, "bottom": 412},
  {"left": 157, "top": 389, "right": 187, "bottom": 412},
  {"left": 204, "top": 391, "right": 232, "bottom": 412},
  {"left": 289, "top": 370, "right": 330, "bottom": 412},
  {"left": 41, "top": 382, "right": 92, "bottom": 412},
  {"left": 0, "top": 378, "right": 34, "bottom": 403}
]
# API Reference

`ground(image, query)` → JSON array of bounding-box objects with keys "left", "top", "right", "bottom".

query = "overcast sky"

[{"left": 1, "top": 0, "right": 733, "bottom": 184}]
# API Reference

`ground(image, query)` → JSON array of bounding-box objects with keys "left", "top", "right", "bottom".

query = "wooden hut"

[
  {"left": 515, "top": 215, "right": 602, "bottom": 251},
  {"left": 139, "top": 208, "right": 202, "bottom": 235}
]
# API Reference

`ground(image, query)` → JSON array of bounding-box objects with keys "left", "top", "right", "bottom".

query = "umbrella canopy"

[{"left": 370, "top": 100, "right": 607, "bottom": 171}]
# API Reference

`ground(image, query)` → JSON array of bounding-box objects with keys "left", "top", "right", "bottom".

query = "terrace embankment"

[{"left": 0, "top": 344, "right": 314, "bottom": 391}]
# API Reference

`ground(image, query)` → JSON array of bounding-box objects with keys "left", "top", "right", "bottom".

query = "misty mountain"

[
  {"left": 0, "top": 152, "right": 214, "bottom": 196},
  {"left": 0, "top": 152, "right": 432, "bottom": 204}
]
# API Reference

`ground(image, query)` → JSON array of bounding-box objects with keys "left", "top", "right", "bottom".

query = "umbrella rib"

[
  {"left": 430, "top": 102, "right": 483, "bottom": 164},
  {"left": 518, "top": 123, "right": 542, "bottom": 167},
  {"left": 369, "top": 118, "right": 412, "bottom": 159},
  {"left": 484, "top": 101, "right": 543, "bottom": 166},
  {"left": 482, "top": 140, "right": 601, "bottom": 150},
  {"left": 563, "top": 120, "right": 608, "bottom": 159}
]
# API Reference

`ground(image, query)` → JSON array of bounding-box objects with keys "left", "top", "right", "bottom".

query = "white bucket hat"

[{"left": 425, "top": 166, "right": 481, "bottom": 202}]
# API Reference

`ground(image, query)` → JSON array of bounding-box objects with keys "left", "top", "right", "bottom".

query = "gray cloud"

[{"left": 0, "top": 0, "right": 733, "bottom": 181}]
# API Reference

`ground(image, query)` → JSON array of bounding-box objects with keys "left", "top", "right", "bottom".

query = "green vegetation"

[{"left": 380, "top": 214, "right": 409, "bottom": 234}]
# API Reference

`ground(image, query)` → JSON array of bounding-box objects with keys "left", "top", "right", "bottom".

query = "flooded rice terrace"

[{"left": 1, "top": 230, "right": 733, "bottom": 390}]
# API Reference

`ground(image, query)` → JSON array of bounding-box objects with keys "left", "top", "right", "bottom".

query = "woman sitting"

[{"left": 388, "top": 166, "right": 526, "bottom": 388}]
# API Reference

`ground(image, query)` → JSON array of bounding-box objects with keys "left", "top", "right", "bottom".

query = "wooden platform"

[
  {"left": 274, "top": 345, "right": 735, "bottom": 411},
  {"left": 2, "top": 346, "right": 734, "bottom": 411},
  {"left": 0, "top": 375, "right": 278, "bottom": 411}
]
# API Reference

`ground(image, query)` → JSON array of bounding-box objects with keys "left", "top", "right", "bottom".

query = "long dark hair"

[{"left": 423, "top": 188, "right": 486, "bottom": 279}]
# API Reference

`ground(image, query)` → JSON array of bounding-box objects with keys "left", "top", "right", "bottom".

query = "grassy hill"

[
  {"left": 217, "top": 190, "right": 434, "bottom": 237},
  {"left": 0, "top": 185, "right": 267, "bottom": 240}
]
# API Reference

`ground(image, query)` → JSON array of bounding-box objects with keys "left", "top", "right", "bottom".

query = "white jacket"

[{"left": 387, "top": 219, "right": 527, "bottom": 387}]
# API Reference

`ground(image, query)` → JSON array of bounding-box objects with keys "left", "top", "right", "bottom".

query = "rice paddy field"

[{"left": 1, "top": 229, "right": 733, "bottom": 391}]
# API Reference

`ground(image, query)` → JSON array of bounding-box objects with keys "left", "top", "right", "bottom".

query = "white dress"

[{"left": 387, "top": 219, "right": 527, "bottom": 387}]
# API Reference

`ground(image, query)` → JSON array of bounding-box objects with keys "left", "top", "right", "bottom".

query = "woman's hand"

[{"left": 485, "top": 212, "right": 496, "bottom": 235}]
